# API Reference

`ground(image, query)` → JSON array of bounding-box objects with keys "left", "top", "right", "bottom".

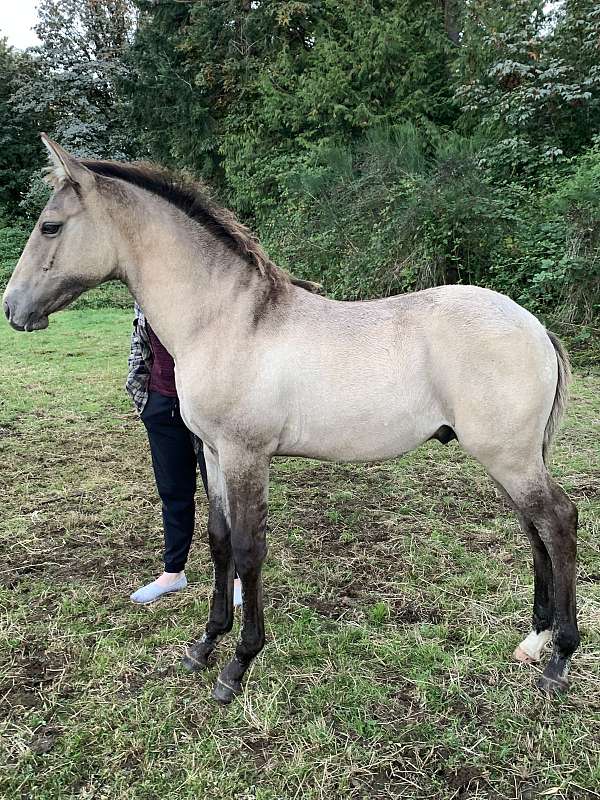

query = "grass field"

[{"left": 0, "top": 309, "right": 599, "bottom": 800}]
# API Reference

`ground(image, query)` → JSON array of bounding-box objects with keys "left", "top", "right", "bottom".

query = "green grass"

[{"left": 0, "top": 309, "right": 599, "bottom": 800}]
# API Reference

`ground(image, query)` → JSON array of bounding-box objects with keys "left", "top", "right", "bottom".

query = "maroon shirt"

[{"left": 147, "top": 323, "right": 177, "bottom": 397}]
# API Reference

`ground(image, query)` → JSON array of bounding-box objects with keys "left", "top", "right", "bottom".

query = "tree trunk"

[{"left": 442, "top": 0, "right": 461, "bottom": 45}]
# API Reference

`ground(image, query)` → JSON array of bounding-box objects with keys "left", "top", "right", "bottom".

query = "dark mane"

[{"left": 81, "top": 159, "right": 289, "bottom": 286}]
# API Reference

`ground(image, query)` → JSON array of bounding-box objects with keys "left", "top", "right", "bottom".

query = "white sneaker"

[
  {"left": 130, "top": 574, "right": 188, "bottom": 605},
  {"left": 233, "top": 578, "right": 243, "bottom": 607}
]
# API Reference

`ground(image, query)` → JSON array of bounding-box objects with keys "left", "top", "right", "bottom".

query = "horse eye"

[{"left": 41, "top": 222, "right": 62, "bottom": 235}]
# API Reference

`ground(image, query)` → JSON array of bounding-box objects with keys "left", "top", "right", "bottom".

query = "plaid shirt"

[
  {"left": 125, "top": 303, "right": 152, "bottom": 413},
  {"left": 127, "top": 305, "right": 204, "bottom": 458}
]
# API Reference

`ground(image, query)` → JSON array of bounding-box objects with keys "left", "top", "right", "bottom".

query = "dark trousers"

[{"left": 141, "top": 391, "right": 208, "bottom": 573}]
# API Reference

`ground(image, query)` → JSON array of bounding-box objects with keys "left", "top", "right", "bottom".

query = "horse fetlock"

[
  {"left": 553, "top": 625, "right": 580, "bottom": 658},
  {"left": 181, "top": 637, "right": 216, "bottom": 672}
]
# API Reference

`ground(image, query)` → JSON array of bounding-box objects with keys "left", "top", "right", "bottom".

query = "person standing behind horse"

[{"left": 126, "top": 303, "right": 242, "bottom": 605}]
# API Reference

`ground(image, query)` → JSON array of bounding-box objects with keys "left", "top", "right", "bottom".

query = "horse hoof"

[
  {"left": 212, "top": 677, "right": 241, "bottom": 704},
  {"left": 181, "top": 648, "right": 209, "bottom": 673},
  {"left": 513, "top": 645, "right": 538, "bottom": 664},
  {"left": 536, "top": 673, "right": 568, "bottom": 695}
]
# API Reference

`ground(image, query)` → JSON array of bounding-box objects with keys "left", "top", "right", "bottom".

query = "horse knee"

[{"left": 232, "top": 535, "right": 267, "bottom": 570}]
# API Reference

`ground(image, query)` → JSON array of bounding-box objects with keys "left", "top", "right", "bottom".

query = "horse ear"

[{"left": 41, "top": 134, "right": 95, "bottom": 193}]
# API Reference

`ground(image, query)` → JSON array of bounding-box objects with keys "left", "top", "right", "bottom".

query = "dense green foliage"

[
  {"left": 456, "top": 1, "right": 600, "bottom": 157},
  {"left": 0, "top": 223, "right": 29, "bottom": 289},
  {"left": 0, "top": 0, "right": 598, "bottom": 324},
  {"left": 28, "top": 0, "right": 137, "bottom": 157},
  {"left": 0, "top": 1, "right": 138, "bottom": 223},
  {"left": 258, "top": 127, "right": 600, "bottom": 323},
  {"left": 131, "top": 1, "right": 456, "bottom": 203},
  {"left": 0, "top": 39, "right": 43, "bottom": 220}
]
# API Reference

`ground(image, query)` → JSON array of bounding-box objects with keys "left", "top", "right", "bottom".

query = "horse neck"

[{"left": 114, "top": 191, "right": 263, "bottom": 359}]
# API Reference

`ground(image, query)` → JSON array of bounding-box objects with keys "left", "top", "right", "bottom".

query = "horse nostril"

[{"left": 2, "top": 299, "right": 10, "bottom": 322}]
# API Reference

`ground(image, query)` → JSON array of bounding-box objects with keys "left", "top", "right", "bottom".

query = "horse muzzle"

[{"left": 2, "top": 290, "right": 49, "bottom": 332}]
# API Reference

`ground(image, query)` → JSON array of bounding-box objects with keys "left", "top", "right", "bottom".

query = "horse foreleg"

[
  {"left": 212, "top": 455, "right": 269, "bottom": 704},
  {"left": 182, "top": 449, "right": 235, "bottom": 672}
]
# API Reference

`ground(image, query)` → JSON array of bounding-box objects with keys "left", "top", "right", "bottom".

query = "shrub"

[
  {"left": 0, "top": 222, "right": 29, "bottom": 292},
  {"left": 255, "top": 125, "right": 598, "bottom": 327},
  {"left": 488, "top": 143, "right": 600, "bottom": 323},
  {"left": 257, "top": 125, "right": 516, "bottom": 298}
]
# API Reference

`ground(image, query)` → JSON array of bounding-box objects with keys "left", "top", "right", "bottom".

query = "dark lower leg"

[
  {"left": 514, "top": 514, "right": 555, "bottom": 663},
  {"left": 526, "top": 524, "right": 555, "bottom": 634},
  {"left": 540, "top": 542, "right": 579, "bottom": 689},
  {"left": 496, "top": 482, "right": 555, "bottom": 655},
  {"left": 535, "top": 490, "right": 579, "bottom": 691},
  {"left": 212, "top": 474, "right": 268, "bottom": 704},
  {"left": 213, "top": 559, "right": 265, "bottom": 702},
  {"left": 182, "top": 500, "right": 234, "bottom": 671}
]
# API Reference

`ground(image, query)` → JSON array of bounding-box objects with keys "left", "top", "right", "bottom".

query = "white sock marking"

[{"left": 518, "top": 629, "right": 552, "bottom": 661}]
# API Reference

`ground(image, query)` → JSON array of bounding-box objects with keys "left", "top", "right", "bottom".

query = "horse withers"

[{"left": 3, "top": 136, "right": 579, "bottom": 703}]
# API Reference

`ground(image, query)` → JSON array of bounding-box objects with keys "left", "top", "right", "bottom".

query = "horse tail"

[{"left": 543, "top": 330, "right": 572, "bottom": 464}]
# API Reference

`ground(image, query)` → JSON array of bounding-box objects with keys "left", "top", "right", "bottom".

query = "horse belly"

[{"left": 278, "top": 377, "right": 442, "bottom": 462}]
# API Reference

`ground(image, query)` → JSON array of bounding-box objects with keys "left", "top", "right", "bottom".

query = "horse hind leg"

[
  {"left": 490, "top": 479, "right": 555, "bottom": 665},
  {"left": 502, "top": 470, "right": 578, "bottom": 690},
  {"left": 512, "top": 511, "right": 554, "bottom": 665},
  {"left": 517, "top": 476, "right": 579, "bottom": 692},
  {"left": 463, "top": 436, "right": 579, "bottom": 692}
]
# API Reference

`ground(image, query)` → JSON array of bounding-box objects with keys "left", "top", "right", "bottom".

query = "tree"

[
  {"left": 12, "top": 0, "right": 139, "bottom": 158},
  {"left": 454, "top": 0, "right": 600, "bottom": 163},
  {"left": 0, "top": 39, "right": 43, "bottom": 218},
  {"left": 129, "top": 0, "right": 458, "bottom": 214},
  {"left": 441, "top": 0, "right": 462, "bottom": 45}
]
